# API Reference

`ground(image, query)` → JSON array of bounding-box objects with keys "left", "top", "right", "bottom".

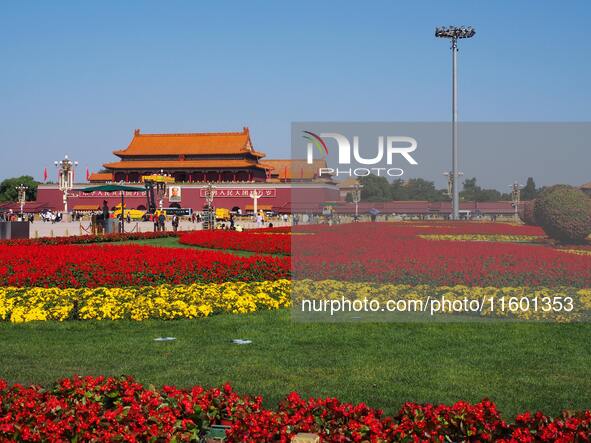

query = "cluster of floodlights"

[{"left": 435, "top": 26, "right": 476, "bottom": 39}]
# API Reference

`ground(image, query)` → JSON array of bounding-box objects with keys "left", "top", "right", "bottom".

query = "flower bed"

[
  {"left": 0, "top": 376, "right": 589, "bottom": 442},
  {"left": 1, "top": 223, "right": 582, "bottom": 289},
  {"left": 180, "top": 230, "right": 290, "bottom": 255},
  {"left": 0, "top": 244, "right": 289, "bottom": 287},
  {"left": 399, "top": 221, "right": 546, "bottom": 236},
  {"left": 1, "top": 230, "right": 182, "bottom": 246},
  {"left": 561, "top": 249, "right": 591, "bottom": 256},
  {"left": 292, "top": 280, "right": 590, "bottom": 321},
  {"left": 418, "top": 234, "right": 544, "bottom": 243},
  {"left": 0, "top": 280, "right": 290, "bottom": 322},
  {"left": 4, "top": 280, "right": 590, "bottom": 323},
  {"left": 290, "top": 224, "right": 591, "bottom": 287}
]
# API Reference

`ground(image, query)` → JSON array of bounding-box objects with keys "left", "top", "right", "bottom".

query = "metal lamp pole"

[
  {"left": 156, "top": 170, "right": 169, "bottom": 211},
  {"left": 204, "top": 182, "right": 215, "bottom": 230},
  {"left": 352, "top": 183, "right": 363, "bottom": 220},
  {"left": 509, "top": 182, "right": 523, "bottom": 222},
  {"left": 436, "top": 26, "right": 475, "bottom": 220},
  {"left": 249, "top": 190, "right": 263, "bottom": 219},
  {"left": 16, "top": 184, "right": 28, "bottom": 216},
  {"left": 54, "top": 155, "right": 78, "bottom": 215}
]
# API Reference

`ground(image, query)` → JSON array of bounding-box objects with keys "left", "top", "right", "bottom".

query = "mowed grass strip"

[
  {"left": 111, "top": 236, "right": 271, "bottom": 256},
  {"left": 0, "top": 310, "right": 590, "bottom": 417}
]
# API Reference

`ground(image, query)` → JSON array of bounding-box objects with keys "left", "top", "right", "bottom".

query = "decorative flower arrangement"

[
  {"left": 418, "top": 234, "right": 544, "bottom": 243},
  {"left": 287, "top": 224, "right": 591, "bottom": 287},
  {"left": 180, "top": 230, "right": 291, "bottom": 255},
  {"left": 3, "top": 281, "right": 590, "bottom": 322},
  {"left": 0, "top": 244, "right": 289, "bottom": 288},
  {"left": 0, "top": 376, "right": 589, "bottom": 442},
  {"left": 0, "top": 280, "right": 290, "bottom": 322}
]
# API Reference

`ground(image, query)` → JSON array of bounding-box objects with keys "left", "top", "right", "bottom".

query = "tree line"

[{"left": 347, "top": 175, "right": 541, "bottom": 203}]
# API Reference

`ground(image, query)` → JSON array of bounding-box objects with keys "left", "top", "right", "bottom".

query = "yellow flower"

[
  {"left": 418, "top": 234, "right": 543, "bottom": 243},
  {"left": 0, "top": 280, "right": 291, "bottom": 323}
]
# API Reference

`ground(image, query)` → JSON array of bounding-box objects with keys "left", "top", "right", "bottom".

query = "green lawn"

[
  {"left": 1, "top": 310, "right": 590, "bottom": 417},
  {"left": 112, "top": 236, "right": 267, "bottom": 256}
]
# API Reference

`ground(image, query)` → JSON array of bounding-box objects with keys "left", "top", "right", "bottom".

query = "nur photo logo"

[{"left": 302, "top": 130, "right": 419, "bottom": 178}]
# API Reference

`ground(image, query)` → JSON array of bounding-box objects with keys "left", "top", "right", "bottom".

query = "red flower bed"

[
  {"left": 0, "top": 376, "right": 590, "bottom": 442},
  {"left": 0, "top": 244, "right": 289, "bottom": 287},
  {"left": 290, "top": 224, "right": 591, "bottom": 287},
  {"left": 180, "top": 230, "right": 290, "bottom": 255},
  {"left": 395, "top": 221, "right": 546, "bottom": 236},
  {"left": 2, "top": 222, "right": 587, "bottom": 288}
]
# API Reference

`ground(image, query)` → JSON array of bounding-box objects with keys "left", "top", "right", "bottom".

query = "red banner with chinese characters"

[{"left": 198, "top": 188, "right": 276, "bottom": 198}]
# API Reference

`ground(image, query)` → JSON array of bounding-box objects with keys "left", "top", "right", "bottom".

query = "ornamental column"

[
  {"left": 54, "top": 155, "right": 78, "bottom": 214},
  {"left": 249, "top": 189, "right": 263, "bottom": 218}
]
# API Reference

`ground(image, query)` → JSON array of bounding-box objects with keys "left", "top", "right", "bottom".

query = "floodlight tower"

[{"left": 435, "top": 26, "right": 475, "bottom": 220}]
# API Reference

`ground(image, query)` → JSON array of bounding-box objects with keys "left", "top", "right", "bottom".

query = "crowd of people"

[
  {"left": 149, "top": 210, "right": 180, "bottom": 232},
  {"left": 0, "top": 210, "right": 35, "bottom": 223},
  {"left": 2, "top": 202, "right": 294, "bottom": 234}
]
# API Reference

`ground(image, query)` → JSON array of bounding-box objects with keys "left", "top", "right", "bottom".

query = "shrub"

[
  {"left": 534, "top": 185, "right": 591, "bottom": 243},
  {"left": 519, "top": 200, "right": 537, "bottom": 225}
]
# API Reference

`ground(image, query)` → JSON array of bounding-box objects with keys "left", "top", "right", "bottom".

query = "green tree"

[
  {"left": 358, "top": 175, "right": 392, "bottom": 201},
  {"left": 521, "top": 177, "right": 538, "bottom": 201},
  {"left": 461, "top": 177, "right": 479, "bottom": 201},
  {"left": 461, "top": 177, "right": 501, "bottom": 202},
  {"left": 404, "top": 178, "right": 447, "bottom": 201},
  {"left": 0, "top": 176, "right": 38, "bottom": 202},
  {"left": 390, "top": 179, "right": 409, "bottom": 200}
]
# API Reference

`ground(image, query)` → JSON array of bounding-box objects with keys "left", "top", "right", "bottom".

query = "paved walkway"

[{"left": 29, "top": 219, "right": 291, "bottom": 238}]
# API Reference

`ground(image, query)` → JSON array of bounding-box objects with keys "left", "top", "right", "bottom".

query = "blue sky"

[{"left": 0, "top": 1, "right": 589, "bottom": 188}]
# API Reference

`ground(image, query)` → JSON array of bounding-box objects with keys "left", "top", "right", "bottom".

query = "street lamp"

[
  {"left": 509, "top": 181, "right": 523, "bottom": 222},
  {"left": 155, "top": 170, "right": 172, "bottom": 210},
  {"left": 16, "top": 184, "right": 28, "bottom": 216},
  {"left": 204, "top": 182, "right": 215, "bottom": 208},
  {"left": 54, "top": 155, "right": 78, "bottom": 214},
  {"left": 443, "top": 171, "right": 464, "bottom": 197},
  {"left": 352, "top": 183, "right": 363, "bottom": 220},
  {"left": 203, "top": 182, "right": 216, "bottom": 230},
  {"left": 436, "top": 25, "right": 475, "bottom": 220},
  {"left": 249, "top": 190, "right": 263, "bottom": 220}
]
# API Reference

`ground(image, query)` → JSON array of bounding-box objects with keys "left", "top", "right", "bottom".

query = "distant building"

[
  {"left": 93, "top": 127, "right": 268, "bottom": 183},
  {"left": 37, "top": 127, "right": 340, "bottom": 213}
]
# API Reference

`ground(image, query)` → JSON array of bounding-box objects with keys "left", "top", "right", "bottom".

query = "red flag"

[
  {"left": 283, "top": 165, "right": 288, "bottom": 180},
  {"left": 86, "top": 168, "right": 90, "bottom": 182},
  {"left": 300, "top": 166, "right": 304, "bottom": 179},
  {"left": 43, "top": 167, "right": 48, "bottom": 182}
]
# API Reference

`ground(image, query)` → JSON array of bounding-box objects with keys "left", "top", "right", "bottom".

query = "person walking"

[{"left": 172, "top": 214, "right": 179, "bottom": 232}]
